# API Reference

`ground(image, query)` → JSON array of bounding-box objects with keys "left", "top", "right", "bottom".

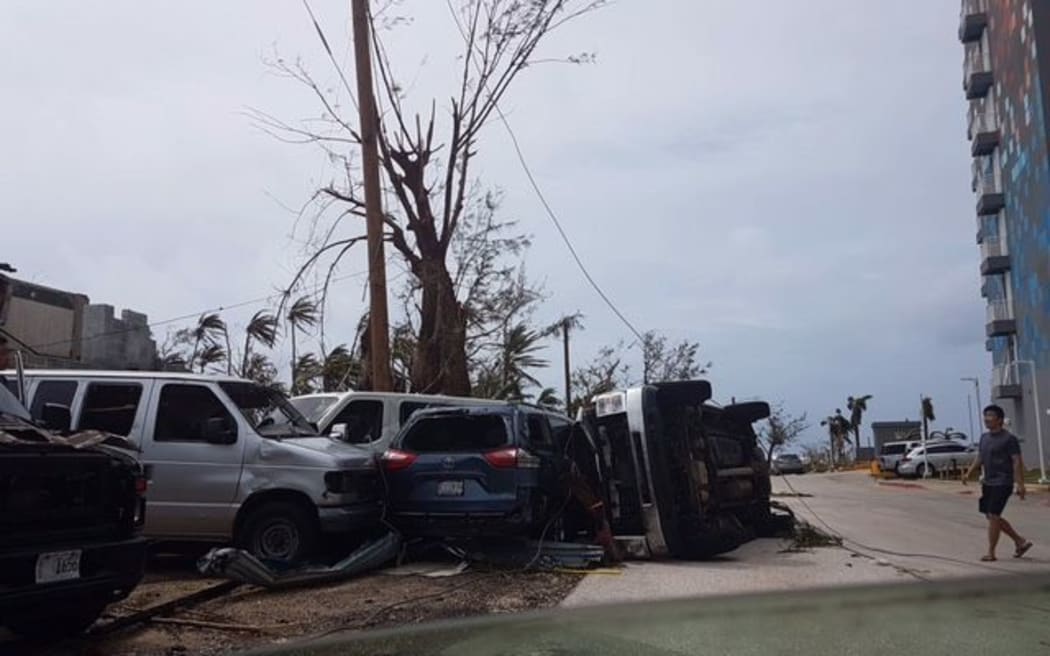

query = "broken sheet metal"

[
  {"left": 467, "top": 540, "right": 606, "bottom": 571},
  {"left": 198, "top": 530, "right": 401, "bottom": 589}
]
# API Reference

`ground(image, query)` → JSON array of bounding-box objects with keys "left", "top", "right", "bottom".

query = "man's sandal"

[{"left": 1014, "top": 541, "right": 1033, "bottom": 558}]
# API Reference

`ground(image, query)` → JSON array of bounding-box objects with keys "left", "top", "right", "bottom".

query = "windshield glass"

[
  {"left": 219, "top": 382, "right": 317, "bottom": 438},
  {"left": 289, "top": 394, "right": 341, "bottom": 424}
]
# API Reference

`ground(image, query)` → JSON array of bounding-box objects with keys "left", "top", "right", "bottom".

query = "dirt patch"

[
  {"left": 62, "top": 567, "right": 577, "bottom": 656},
  {"left": 780, "top": 522, "right": 843, "bottom": 553},
  {"left": 770, "top": 491, "right": 813, "bottom": 498}
]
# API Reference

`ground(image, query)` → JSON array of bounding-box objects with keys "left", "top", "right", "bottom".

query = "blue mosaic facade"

[{"left": 966, "top": 0, "right": 1050, "bottom": 466}]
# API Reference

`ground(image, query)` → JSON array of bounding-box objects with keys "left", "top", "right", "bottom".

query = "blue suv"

[{"left": 381, "top": 405, "right": 573, "bottom": 538}]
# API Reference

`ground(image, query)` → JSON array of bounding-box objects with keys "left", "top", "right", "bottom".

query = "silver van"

[
  {"left": 290, "top": 391, "right": 506, "bottom": 454},
  {"left": 8, "top": 370, "right": 380, "bottom": 562}
]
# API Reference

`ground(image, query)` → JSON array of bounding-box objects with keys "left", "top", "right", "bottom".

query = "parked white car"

[
  {"left": 6, "top": 370, "right": 381, "bottom": 562},
  {"left": 878, "top": 440, "right": 922, "bottom": 475},
  {"left": 897, "top": 441, "right": 977, "bottom": 478},
  {"left": 290, "top": 391, "right": 507, "bottom": 454}
]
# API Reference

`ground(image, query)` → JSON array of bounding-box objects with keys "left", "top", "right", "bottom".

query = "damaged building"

[{"left": 0, "top": 273, "right": 158, "bottom": 371}]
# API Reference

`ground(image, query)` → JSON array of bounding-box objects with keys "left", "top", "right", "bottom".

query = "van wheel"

[
  {"left": 6, "top": 603, "right": 105, "bottom": 639},
  {"left": 237, "top": 501, "right": 318, "bottom": 563}
]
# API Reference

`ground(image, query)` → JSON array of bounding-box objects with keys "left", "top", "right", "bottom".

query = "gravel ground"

[{"left": 12, "top": 559, "right": 579, "bottom": 656}]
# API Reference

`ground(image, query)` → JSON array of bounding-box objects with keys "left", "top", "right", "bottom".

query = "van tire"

[{"left": 237, "top": 500, "right": 318, "bottom": 563}]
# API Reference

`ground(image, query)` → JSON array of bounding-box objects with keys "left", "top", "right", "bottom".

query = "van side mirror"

[
  {"left": 330, "top": 423, "right": 349, "bottom": 441},
  {"left": 41, "top": 403, "right": 72, "bottom": 433},
  {"left": 203, "top": 417, "right": 237, "bottom": 445}
]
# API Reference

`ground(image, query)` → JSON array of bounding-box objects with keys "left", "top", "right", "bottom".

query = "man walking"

[{"left": 962, "top": 405, "right": 1033, "bottom": 562}]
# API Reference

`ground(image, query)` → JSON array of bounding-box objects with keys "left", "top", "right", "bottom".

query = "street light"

[
  {"left": 961, "top": 376, "right": 981, "bottom": 441},
  {"left": 1013, "top": 360, "right": 1047, "bottom": 485}
]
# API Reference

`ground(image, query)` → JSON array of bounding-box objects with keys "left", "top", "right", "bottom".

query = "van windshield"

[
  {"left": 880, "top": 444, "right": 907, "bottom": 455},
  {"left": 220, "top": 382, "right": 317, "bottom": 438},
  {"left": 289, "top": 394, "right": 341, "bottom": 424}
]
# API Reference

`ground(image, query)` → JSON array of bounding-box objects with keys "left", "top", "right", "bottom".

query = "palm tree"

[
  {"left": 241, "top": 310, "right": 279, "bottom": 376},
  {"left": 322, "top": 344, "right": 360, "bottom": 392},
  {"left": 921, "top": 396, "right": 936, "bottom": 442},
  {"left": 499, "top": 324, "right": 548, "bottom": 399},
  {"left": 847, "top": 394, "right": 873, "bottom": 450},
  {"left": 190, "top": 313, "right": 227, "bottom": 367},
  {"left": 196, "top": 343, "right": 227, "bottom": 374},
  {"left": 821, "top": 410, "right": 852, "bottom": 468},
  {"left": 286, "top": 297, "right": 319, "bottom": 393},
  {"left": 535, "top": 387, "right": 562, "bottom": 410},
  {"left": 293, "top": 353, "right": 323, "bottom": 394}
]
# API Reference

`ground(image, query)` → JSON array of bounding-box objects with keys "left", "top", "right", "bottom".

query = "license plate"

[
  {"left": 437, "top": 480, "right": 464, "bottom": 497},
  {"left": 36, "top": 550, "right": 81, "bottom": 584}
]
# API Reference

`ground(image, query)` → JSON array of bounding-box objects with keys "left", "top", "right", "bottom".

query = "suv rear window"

[
  {"left": 401, "top": 415, "right": 509, "bottom": 453},
  {"left": 881, "top": 444, "right": 907, "bottom": 455}
]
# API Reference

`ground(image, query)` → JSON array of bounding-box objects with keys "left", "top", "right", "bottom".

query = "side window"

[
  {"left": 399, "top": 402, "right": 430, "bottom": 424},
  {"left": 548, "top": 416, "right": 573, "bottom": 448},
  {"left": 155, "top": 384, "right": 237, "bottom": 443},
  {"left": 29, "top": 380, "right": 78, "bottom": 420},
  {"left": 333, "top": 400, "right": 384, "bottom": 444},
  {"left": 78, "top": 383, "right": 143, "bottom": 436},
  {"left": 526, "top": 414, "right": 553, "bottom": 448}
]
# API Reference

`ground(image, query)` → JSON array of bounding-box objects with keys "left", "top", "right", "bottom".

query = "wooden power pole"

[
  {"left": 351, "top": 0, "right": 393, "bottom": 391},
  {"left": 562, "top": 319, "right": 572, "bottom": 412}
]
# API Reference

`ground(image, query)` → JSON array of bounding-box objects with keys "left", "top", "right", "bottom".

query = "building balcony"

[
  {"left": 980, "top": 236, "right": 1010, "bottom": 275},
  {"left": 993, "top": 362, "right": 1022, "bottom": 399},
  {"left": 972, "top": 162, "right": 1005, "bottom": 215},
  {"left": 986, "top": 300, "right": 1016, "bottom": 337},
  {"left": 968, "top": 106, "right": 999, "bottom": 156},
  {"left": 959, "top": 0, "right": 989, "bottom": 43},
  {"left": 963, "top": 41, "right": 993, "bottom": 99}
]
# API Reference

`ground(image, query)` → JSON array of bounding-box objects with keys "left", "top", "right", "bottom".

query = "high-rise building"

[{"left": 960, "top": 0, "right": 1050, "bottom": 472}]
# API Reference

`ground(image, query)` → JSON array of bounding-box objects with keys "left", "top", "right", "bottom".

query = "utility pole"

[
  {"left": 351, "top": 0, "right": 392, "bottom": 391},
  {"left": 962, "top": 376, "right": 981, "bottom": 442},
  {"left": 562, "top": 319, "right": 572, "bottom": 412}
]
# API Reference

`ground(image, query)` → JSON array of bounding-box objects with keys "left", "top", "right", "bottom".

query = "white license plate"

[
  {"left": 437, "top": 480, "right": 464, "bottom": 497},
  {"left": 35, "top": 550, "right": 81, "bottom": 584}
]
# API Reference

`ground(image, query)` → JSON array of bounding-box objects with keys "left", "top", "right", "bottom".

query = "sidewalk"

[{"left": 876, "top": 476, "right": 1050, "bottom": 497}]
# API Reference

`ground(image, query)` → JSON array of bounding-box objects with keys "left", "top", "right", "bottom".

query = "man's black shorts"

[{"left": 979, "top": 485, "right": 1012, "bottom": 516}]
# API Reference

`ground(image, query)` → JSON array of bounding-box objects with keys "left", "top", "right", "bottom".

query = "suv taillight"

[
  {"left": 381, "top": 449, "right": 418, "bottom": 472},
  {"left": 484, "top": 448, "right": 540, "bottom": 469}
]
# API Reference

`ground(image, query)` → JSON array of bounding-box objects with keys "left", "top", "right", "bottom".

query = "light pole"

[
  {"left": 1015, "top": 360, "right": 1047, "bottom": 485},
  {"left": 961, "top": 376, "right": 981, "bottom": 441}
]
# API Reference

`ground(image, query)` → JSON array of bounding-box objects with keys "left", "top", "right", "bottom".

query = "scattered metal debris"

[
  {"left": 465, "top": 540, "right": 607, "bottom": 570},
  {"left": 198, "top": 530, "right": 401, "bottom": 589}
]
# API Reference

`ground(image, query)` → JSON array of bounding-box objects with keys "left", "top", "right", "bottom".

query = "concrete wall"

[
  {"left": 0, "top": 277, "right": 87, "bottom": 360},
  {"left": 81, "top": 304, "right": 158, "bottom": 371}
]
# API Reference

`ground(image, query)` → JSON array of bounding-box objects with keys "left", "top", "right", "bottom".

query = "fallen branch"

[{"left": 88, "top": 581, "right": 242, "bottom": 638}]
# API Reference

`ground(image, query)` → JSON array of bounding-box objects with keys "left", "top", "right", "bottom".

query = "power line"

[{"left": 443, "top": 1, "right": 646, "bottom": 346}]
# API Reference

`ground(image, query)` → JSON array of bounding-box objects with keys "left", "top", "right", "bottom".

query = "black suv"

[{"left": 0, "top": 381, "right": 148, "bottom": 639}]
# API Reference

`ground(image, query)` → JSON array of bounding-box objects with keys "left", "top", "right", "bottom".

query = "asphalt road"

[
  {"left": 776, "top": 470, "right": 1050, "bottom": 580},
  {"left": 563, "top": 471, "right": 1050, "bottom": 607}
]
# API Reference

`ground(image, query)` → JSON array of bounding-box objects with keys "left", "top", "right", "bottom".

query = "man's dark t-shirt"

[{"left": 979, "top": 430, "right": 1021, "bottom": 487}]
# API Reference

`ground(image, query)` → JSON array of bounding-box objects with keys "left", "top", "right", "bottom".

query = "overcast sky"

[{"left": 1, "top": 1, "right": 986, "bottom": 444}]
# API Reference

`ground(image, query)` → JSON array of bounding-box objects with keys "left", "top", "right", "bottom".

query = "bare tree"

[
  {"left": 569, "top": 344, "right": 629, "bottom": 416},
  {"left": 264, "top": 0, "right": 607, "bottom": 395},
  {"left": 759, "top": 405, "right": 809, "bottom": 466},
  {"left": 640, "top": 331, "right": 709, "bottom": 384}
]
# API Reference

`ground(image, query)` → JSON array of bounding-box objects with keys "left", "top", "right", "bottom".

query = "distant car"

[
  {"left": 878, "top": 440, "right": 922, "bottom": 475},
  {"left": 897, "top": 441, "right": 977, "bottom": 478},
  {"left": 382, "top": 405, "right": 573, "bottom": 539},
  {"left": 772, "top": 453, "right": 806, "bottom": 474}
]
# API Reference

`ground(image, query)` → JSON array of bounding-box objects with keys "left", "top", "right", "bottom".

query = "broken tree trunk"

[{"left": 411, "top": 257, "right": 470, "bottom": 395}]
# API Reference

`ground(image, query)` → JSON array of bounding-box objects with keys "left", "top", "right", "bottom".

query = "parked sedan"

[
  {"left": 897, "top": 441, "right": 977, "bottom": 478},
  {"left": 381, "top": 405, "right": 572, "bottom": 538},
  {"left": 771, "top": 453, "right": 806, "bottom": 475}
]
